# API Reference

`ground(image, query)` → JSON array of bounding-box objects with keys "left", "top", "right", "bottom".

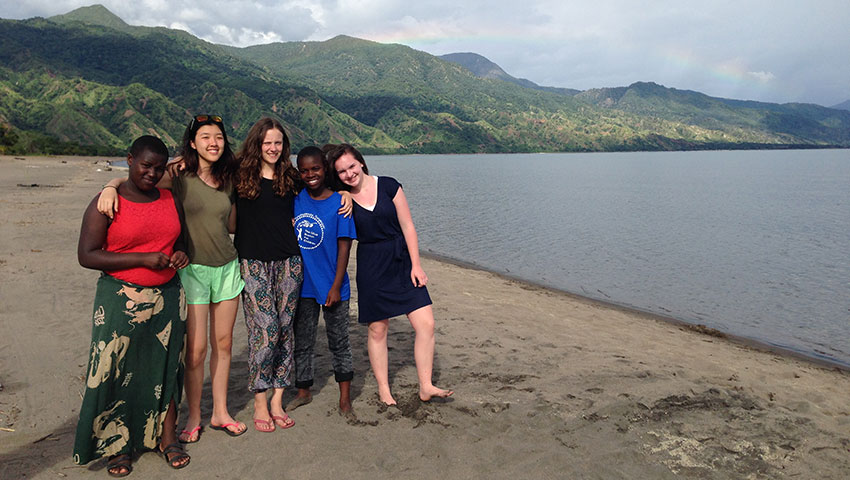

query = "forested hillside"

[{"left": 1, "top": 5, "right": 847, "bottom": 155}]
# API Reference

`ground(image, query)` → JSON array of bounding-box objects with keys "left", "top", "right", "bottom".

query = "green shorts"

[{"left": 178, "top": 258, "right": 245, "bottom": 304}]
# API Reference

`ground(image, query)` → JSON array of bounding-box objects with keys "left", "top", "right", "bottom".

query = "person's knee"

[
  {"left": 185, "top": 346, "right": 207, "bottom": 369},
  {"left": 410, "top": 311, "right": 435, "bottom": 333},
  {"left": 368, "top": 322, "right": 388, "bottom": 339},
  {"left": 212, "top": 336, "right": 233, "bottom": 353},
  {"left": 412, "top": 321, "right": 434, "bottom": 338}
]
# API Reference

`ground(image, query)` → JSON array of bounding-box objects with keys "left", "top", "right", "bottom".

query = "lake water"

[{"left": 361, "top": 149, "right": 850, "bottom": 368}]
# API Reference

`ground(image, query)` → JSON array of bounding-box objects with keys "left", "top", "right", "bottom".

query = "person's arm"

[
  {"left": 227, "top": 203, "right": 237, "bottom": 234},
  {"left": 324, "top": 237, "right": 352, "bottom": 306},
  {"left": 166, "top": 156, "right": 185, "bottom": 178},
  {"left": 97, "top": 177, "right": 125, "bottom": 219},
  {"left": 337, "top": 190, "right": 353, "bottom": 218},
  {"left": 392, "top": 187, "right": 427, "bottom": 287},
  {"left": 169, "top": 194, "right": 189, "bottom": 269},
  {"left": 78, "top": 195, "right": 171, "bottom": 271}
]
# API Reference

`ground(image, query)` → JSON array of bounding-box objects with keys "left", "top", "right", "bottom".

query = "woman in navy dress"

[{"left": 327, "top": 144, "right": 452, "bottom": 405}]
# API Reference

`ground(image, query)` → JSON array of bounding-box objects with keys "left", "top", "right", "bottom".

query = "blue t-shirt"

[{"left": 294, "top": 190, "right": 357, "bottom": 303}]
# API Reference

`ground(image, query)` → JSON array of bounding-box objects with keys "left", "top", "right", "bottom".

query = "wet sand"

[{"left": 1, "top": 155, "right": 848, "bottom": 479}]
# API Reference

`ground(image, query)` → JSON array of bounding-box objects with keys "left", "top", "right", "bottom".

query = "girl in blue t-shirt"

[{"left": 288, "top": 146, "right": 357, "bottom": 414}]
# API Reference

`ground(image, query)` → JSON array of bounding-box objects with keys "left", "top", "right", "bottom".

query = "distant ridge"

[
  {"left": 831, "top": 100, "right": 850, "bottom": 111},
  {"left": 576, "top": 82, "right": 850, "bottom": 145},
  {"left": 439, "top": 52, "right": 580, "bottom": 96}
]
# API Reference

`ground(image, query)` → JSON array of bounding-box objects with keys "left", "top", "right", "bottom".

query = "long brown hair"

[
  {"left": 235, "top": 117, "right": 298, "bottom": 199},
  {"left": 179, "top": 115, "right": 237, "bottom": 191}
]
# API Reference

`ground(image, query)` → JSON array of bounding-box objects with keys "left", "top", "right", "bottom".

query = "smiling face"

[
  {"left": 128, "top": 149, "right": 167, "bottom": 191},
  {"left": 190, "top": 124, "right": 224, "bottom": 166},
  {"left": 261, "top": 128, "right": 284, "bottom": 169},
  {"left": 333, "top": 152, "right": 366, "bottom": 189},
  {"left": 297, "top": 154, "right": 327, "bottom": 194}
]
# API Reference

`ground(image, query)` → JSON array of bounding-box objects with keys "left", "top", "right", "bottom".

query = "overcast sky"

[{"left": 3, "top": 1, "right": 849, "bottom": 106}]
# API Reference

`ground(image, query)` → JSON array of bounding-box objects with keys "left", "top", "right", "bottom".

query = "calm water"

[{"left": 363, "top": 150, "right": 850, "bottom": 367}]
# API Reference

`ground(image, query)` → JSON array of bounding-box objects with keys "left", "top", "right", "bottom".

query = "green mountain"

[
  {"left": 227, "top": 36, "right": 627, "bottom": 152},
  {"left": 439, "top": 52, "right": 580, "bottom": 96},
  {"left": 0, "top": 5, "right": 848, "bottom": 156},
  {"left": 0, "top": 8, "right": 396, "bottom": 154},
  {"left": 576, "top": 82, "right": 850, "bottom": 145},
  {"left": 49, "top": 4, "right": 133, "bottom": 33},
  {"left": 226, "top": 36, "right": 850, "bottom": 152}
]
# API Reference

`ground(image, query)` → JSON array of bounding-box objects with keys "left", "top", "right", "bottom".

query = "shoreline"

[
  {"left": 3, "top": 155, "right": 850, "bottom": 479},
  {"left": 422, "top": 250, "right": 850, "bottom": 373}
]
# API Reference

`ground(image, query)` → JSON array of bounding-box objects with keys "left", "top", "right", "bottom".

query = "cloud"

[{"left": 747, "top": 71, "right": 776, "bottom": 84}]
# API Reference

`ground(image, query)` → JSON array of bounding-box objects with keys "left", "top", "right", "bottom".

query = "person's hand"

[
  {"left": 166, "top": 156, "right": 186, "bottom": 178},
  {"left": 338, "top": 191, "right": 353, "bottom": 218},
  {"left": 143, "top": 252, "right": 172, "bottom": 270},
  {"left": 410, "top": 265, "right": 428, "bottom": 287},
  {"left": 97, "top": 186, "right": 119, "bottom": 219},
  {"left": 324, "top": 288, "right": 341, "bottom": 307},
  {"left": 169, "top": 251, "right": 189, "bottom": 269}
]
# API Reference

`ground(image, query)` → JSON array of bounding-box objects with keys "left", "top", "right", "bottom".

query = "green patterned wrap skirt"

[{"left": 73, "top": 273, "right": 186, "bottom": 465}]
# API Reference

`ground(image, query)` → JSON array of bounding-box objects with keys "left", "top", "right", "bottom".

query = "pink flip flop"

[
  {"left": 178, "top": 425, "right": 202, "bottom": 444},
  {"left": 272, "top": 414, "right": 295, "bottom": 429},
  {"left": 253, "top": 418, "right": 275, "bottom": 433},
  {"left": 209, "top": 422, "right": 246, "bottom": 437}
]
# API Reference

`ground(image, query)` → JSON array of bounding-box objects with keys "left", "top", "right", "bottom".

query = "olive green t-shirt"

[{"left": 171, "top": 174, "right": 237, "bottom": 266}]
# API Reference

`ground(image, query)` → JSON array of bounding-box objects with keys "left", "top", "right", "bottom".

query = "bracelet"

[{"left": 103, "top": 185, "right": 118, "bottom": 190}]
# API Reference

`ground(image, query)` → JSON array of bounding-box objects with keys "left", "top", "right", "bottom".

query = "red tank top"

[{"left": 105, "top": 189, "right": 181, "bottom": 286}]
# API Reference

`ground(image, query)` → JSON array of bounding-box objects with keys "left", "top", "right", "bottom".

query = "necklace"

[{"left": 198, "top": 169, "right": 218, "bottom": 188}]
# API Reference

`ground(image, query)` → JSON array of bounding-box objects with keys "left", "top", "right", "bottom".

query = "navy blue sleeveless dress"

[{"left": 352, "top": 176, "right": 431, "bottom": 324}]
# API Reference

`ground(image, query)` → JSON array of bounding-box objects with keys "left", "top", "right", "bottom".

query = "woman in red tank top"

[{"left": 74, "top": 136, "right": 191, "bottom": 476}]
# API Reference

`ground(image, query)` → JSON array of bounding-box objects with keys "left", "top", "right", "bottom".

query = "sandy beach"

[{"left": 1, "top": 155, "right": 848, "bottom": 479}]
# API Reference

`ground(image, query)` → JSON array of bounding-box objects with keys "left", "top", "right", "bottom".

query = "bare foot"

[
  {"left": 285, "top": 392, "right": 312, "bottom": 411},
  {"left": 378, "top": 390, "right": 397, "bottom": 406},
  {"left": 338, "top": 381, "right": 352, "bottom": 413},
  {"left": 419, "top": 386, "right": 454, "bottom": 402}
]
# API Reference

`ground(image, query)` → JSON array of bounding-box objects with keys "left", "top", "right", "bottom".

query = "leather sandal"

[
  {"left": 106, "top": 453, "right": 132, "bottom": 477},
  {"left": 159, "top": 442, "right": 190, "bottom": 469}
]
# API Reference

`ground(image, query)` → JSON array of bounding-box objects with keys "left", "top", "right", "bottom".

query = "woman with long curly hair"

[
  {"left": 232, "top": 117, "right": 303, "bottom": 432},
  {"left": 233, "top": 117, "right": 353, "bottom": 431}
]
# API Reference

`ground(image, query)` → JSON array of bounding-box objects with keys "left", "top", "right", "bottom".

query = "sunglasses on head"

[{"left": 190, "top": 114, "right": 223, "bottom": 130}]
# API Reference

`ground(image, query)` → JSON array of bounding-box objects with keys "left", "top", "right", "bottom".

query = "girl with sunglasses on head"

[{"left": 99, "top": 115, "right": 247, "bottom": 442}]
